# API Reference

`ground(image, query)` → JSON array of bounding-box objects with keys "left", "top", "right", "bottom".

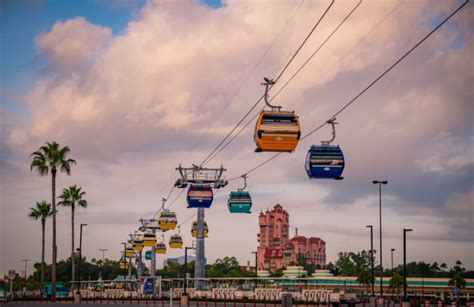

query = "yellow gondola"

[
  {"left": 119, "top": 259, "right": 129, "bottom": 270},
  {"left": 155, "top": 242, "right": 167, "bottom": 254},
  {"left": 169, "top": 226, "right": 183, "bottom": 249},
  {"left": 132, "top": 239, "right": 144, "bottom": 252},
  {"left": 158, "top": 211, "right": 177, "bottom": 231},
  {"left": 125, "top": 247, "right": 136, "bottom": 258},
  {"left": 141, "top": 231, "right": 157, "bottom": 247},
  {"left": 191, "top": 221, "right": 208, "bottom": 238},
  {"left": 254, "top": 78, "right": 300, "bottom": 152}
]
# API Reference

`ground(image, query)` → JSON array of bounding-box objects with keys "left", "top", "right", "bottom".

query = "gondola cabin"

[
  {"left": 254, "top": 111, "right": 300, "bottom": 152},
  {"left": 155, "top": 242, "right": 167, "bottom": 254},
  {"left": 132, "top": 239, "right": 144, "bottom": 252},
  {"left": 191, "top": 221, "right": 208, "bottom": 238},
  {"left": 142, "top": 232, "right": 157, "bottom": 247},
  {"left": 158, "top": 211, "right": 177, "bottom": 230},
  {"left": 228, "top": 191, "right": 252, "bottom": 213},
  {"left": 187, "top": 184, "right": 213, "bottom": 208},
  {"left": 119, "top": 259, "right": 128, "bottom": 270},
  {"left": 169, "top": 234, "right": 183, "bottom": 249},
  {"left": 125, "top": 247, "right": 136, "bottom": 258},
  {"left": 305, "top": 145, "right": 345, "bottom": 180}
]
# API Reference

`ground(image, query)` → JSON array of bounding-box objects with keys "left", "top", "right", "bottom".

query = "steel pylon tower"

[{"left": 194, "top": 208, "right": 206, "bottom": 289}]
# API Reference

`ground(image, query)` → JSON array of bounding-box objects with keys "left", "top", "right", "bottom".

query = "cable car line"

[
  {"left": 228, "top": 0, "right": 469, "bottom": 180},
  {"left": 203, "top": 0, "right": 363, "bottom": 165},
  {"left": 190, "top": 0, "right": 305, "bottom": 152},
  {"left": 199, "top": 0, "right": 335, "bottom": 167}
]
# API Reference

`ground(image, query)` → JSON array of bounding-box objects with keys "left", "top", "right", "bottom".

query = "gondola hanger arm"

[
  {"left": 262, "top": 77, "right": 281, "bottom": 111},
  {"left": 322, "top": 118, "right": 337, "bottom": 145}
]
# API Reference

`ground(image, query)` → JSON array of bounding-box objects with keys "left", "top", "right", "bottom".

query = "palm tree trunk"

[
  {"left": 51, "top": 168, "right": 57, "bottom": 301},
  {"left": 71, "top": 204, "right": 75, "bottom": 285},
  {"left": 41, "top": 218, "right": 46, "bottom": 289}
]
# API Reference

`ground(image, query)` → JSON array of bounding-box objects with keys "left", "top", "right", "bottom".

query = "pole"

[
  {"left": 151, "top": 228, "right": 156, "bottom": 279},
  {"left": 77, "top": 224, "right": 87, "bottom": 296},
  {"left": 403, "top": 229, "right": 412, "bottom": 301},
  {"left": 21, "top": 259, "right": 30, "bottom": 288},
  {"left": 378, "top": 183, "right": 383, "bottom": 298},
  {"left": 391, "top": 249, "right": 395, "bottom": 272},
  {"left": 366, "top": 225, "right": 374, "bottom": 296},
  {"left": 184, "top": 247, "right": 188, "bottom": 295},
  {"left": 373, "top": 180, "right": 387, "bottom": 298},
  {"left": 195, "top": 208, "right": 206, "bottom": 290},
  {"left": 122, "top": 242, "right": 127, "bottom": 278}
]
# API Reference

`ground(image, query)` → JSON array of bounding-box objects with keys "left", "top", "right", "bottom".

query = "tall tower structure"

[
  {"left": 194, "top": 208, "right": 206, "bottom": 289},
  {"left": 257, "top": 204, "right": 289, "bottom": 271}
]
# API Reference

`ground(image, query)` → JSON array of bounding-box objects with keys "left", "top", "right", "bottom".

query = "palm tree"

[
  {"left": 58, "top": 185, "right": 87, "bottom": 284},
  {"left": 28, "top": 201, "right": 53, "bottom": 288},
  {"left": 31, "top": 142, "right": 76, "bottom": 300}
]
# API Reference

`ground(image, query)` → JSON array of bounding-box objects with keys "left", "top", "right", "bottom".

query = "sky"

[{"left": 0, "top": 0, "right": 473, "bottom": 276}]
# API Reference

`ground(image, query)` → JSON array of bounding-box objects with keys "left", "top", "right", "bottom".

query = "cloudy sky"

[{"left": 1, "top": 0, "right": 473, "bottom": 275}]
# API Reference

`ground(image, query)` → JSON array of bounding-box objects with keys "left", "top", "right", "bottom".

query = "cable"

[
  {"left": 231, "top": 0, "right": 469, "bottom": 179},
  {"left": 199, "top": 0, "right": 335, "bottom": 167},
  {"left": 204, "top": 0, "right": 363, "bottom": 165},
  {"left": 190, "top": 0, "right": 305, "bottom": 152}
]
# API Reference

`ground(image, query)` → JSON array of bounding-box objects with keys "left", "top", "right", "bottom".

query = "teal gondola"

[{"left": 227, "top": 175, "right": 252, "bottom": 214}]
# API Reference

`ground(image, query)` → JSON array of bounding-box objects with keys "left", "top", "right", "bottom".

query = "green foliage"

[
  {"left": 448, "top": 274, "right": 466, "bottom": 289},
  {"left": 206, "top": 257, "right": 251, "bottom": 278},
  {"left": 357, "top": 269, "right": 373, "bottom": 291},
  {"left": 327, "top": 250, "right": 374, "bottom": 276},
  {"left": 58, "top": 185, "right": 88, "bottom": 209},
  {"left": 28, "top": 201, "right": 53, "bottom": 221},
  {"left": 30, "top": 142, "right": 76, "bottom": 175},
  {"left": 389, "top": 274, "right": 404, "bottom": 295}
]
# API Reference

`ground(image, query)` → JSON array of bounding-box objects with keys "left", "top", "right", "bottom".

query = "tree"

[
  {"left": 28, "top": 201, "right": 53, "bottom": 288},
  {"left": 31, "top": 142, "right": 76, "bottom": 300},
  {"left": 448, "top": 274, "right": 466, "bottom": 289},
  {"left": 58, "top": 185, "right": 87, "bottom": 285},
  {"left": 389, "top": 274, "right": 404, "bottom": 297},
  {"left": 357, "top": 269, "right": 373, "bottom": 294}
]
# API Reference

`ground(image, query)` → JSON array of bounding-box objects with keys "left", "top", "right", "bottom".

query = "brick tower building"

[{"left": 257, "top": 204, "right": 326, "bottom": 272}]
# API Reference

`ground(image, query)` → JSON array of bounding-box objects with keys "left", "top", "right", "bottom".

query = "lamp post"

[
  {"left": 77, "top": 223, "right": 87, "bottom": 296},
  {"left": 252, "top": 251, "right": 258, "bottom": 288},
  {"left": 99, "top": 249, "right": 108, "bottom": 279},
  {"left": 403, "top": 228, "right": 413, "bottom": 301},
  {"left": 182, "top": 246, "right": 195, "bottom": 306},
  {"left": 391, "top": 248, "right": 395, "bottom": 272},
  {"left": 21, "top": 259, "right": 30, "bottom": 290},
  {"left": 366, "top": 225, "right": 375, "bottom": 295},
  {"left": 372, "top": 180, "right": 388, "bottom": 297}
]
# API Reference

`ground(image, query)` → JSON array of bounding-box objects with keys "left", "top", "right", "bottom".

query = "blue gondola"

[
  {"left": 187, "top": 184, "right": 213, "bottom": 208},
  {"left": 305, "top": 145, "right": 344, "bottom": 179},
  {"left": 228, "top": 191, "right": 252, "bottom": 213},
  {"left": 305, "top": 118, "right": 345, "bottom": 180}
]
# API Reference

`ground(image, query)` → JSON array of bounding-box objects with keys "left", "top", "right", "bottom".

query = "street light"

[
  {"left": 403, "top": 228, "right": 413, "bottom": 301},
  {"left": 21, "top": 259, "right": 30, "bottom": 290},
  {"left": 366, "top": 225, "right": 375, "bottom": 295},
  {"left": 77, "top": 223, "right": 87, "bottom": 295},
  {"left": 182, "top": 245, "right": 195, "bottom": 305},
  {"left": 372, "top": 180, "right": 388, "bottom": 297},
  {"left": 391, "top": 248, "right": 396, "bottom": 272}
]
